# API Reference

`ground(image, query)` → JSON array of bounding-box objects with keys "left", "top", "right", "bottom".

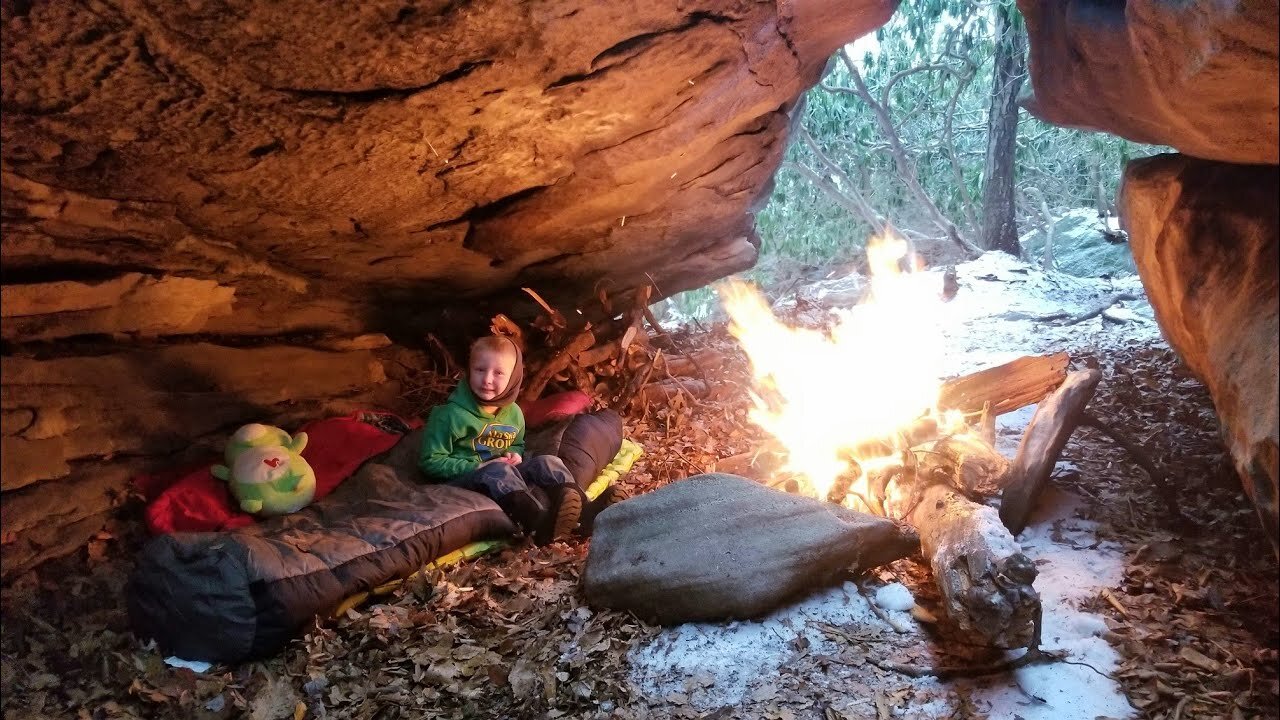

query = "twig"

[
  {"left": 616, "top": 348, "right": 661, "bottom": 411},
  {"left": 1079, "top": 410, "right": 1184, "bottom": 521},
  {"left": 1035, "top": 292, "right": 1139, "bottom": 326},
  {"left": 668, "top": 446, "right": 705, "bottom": 475}
]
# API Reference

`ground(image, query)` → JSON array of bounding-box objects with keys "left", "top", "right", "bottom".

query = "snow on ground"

[
  {"left": 628, "top": 581, "right": 884, "bottom": 709},
  {"left": 873, "top": 583, "right": 915, "bottom": 612},
  {"left": 629, "top": 253, "right": 1155, "bottom": 717},
  {"left": 961, "top": 486, "right": 1131, "bottom": 720},
  {"left": 934, "top": 251, "right": 1161, "bottom": 372}
]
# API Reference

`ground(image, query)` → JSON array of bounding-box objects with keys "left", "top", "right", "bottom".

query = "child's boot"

[
  {"left": 534, "top": 483, "right": 585, "bottom": 545},
  {"left": 497, "top": 489, "right": 547, "bottom": 538}
]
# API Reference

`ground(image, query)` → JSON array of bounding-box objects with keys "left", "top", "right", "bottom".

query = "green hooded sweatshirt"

[{"left": 418, "top": 382, "right": 526, "bottom": 480}]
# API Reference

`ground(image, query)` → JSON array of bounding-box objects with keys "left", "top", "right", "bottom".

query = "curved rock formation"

[
  {"left": 2, "top": 0, "right": 898, "bottom": 329},
  {"left": 1018, "top": 0, "right": 1279, "bottom": 165},
  {"left": 1020, "top": 0, "right": 1279, "bottom": 551},
  {"left": 1121, "top": 155, "right": 1279, "bottom": 554},
  {"left": 0, "top": 0, "right": 897, "bottom": 577}
]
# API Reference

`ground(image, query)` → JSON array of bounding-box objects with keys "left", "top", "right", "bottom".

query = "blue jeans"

[{"left": 448, "top": 455, "right": 574, "bottom": 501}]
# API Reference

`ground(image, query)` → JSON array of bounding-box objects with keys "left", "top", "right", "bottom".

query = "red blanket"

[{"left": 141, "top": 412, "right": 420, "bottom": 535}]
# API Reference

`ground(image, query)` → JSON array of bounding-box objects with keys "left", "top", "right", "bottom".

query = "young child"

[{"left": 418, "top": 335, "right": 585, "bottom": 544}]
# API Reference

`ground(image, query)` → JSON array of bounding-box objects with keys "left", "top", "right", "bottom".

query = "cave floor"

[{"left": 1, "top": 259, "right": 1277, "bottom": 720}]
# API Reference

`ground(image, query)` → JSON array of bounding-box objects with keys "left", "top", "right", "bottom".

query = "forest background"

[{"left": 664, "top": 0, "right": 1161, "bottom": 319}]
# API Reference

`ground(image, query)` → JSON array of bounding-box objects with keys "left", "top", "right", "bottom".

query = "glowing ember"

[{"left": 720, "top": 232, "right": 961, "bottom": 505}]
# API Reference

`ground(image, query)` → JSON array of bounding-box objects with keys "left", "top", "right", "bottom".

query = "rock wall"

[
  {"left": 1018, "top": 0, "right": 1279, "bottom": 164},
  {"left": 1121, "top": 155, "right": 1279, "bottom": 555},
  {"left": 0, "top": 0, "right": 898, "bottom": 577},
  {"left": 1020, "top": 0, "right": 1279, "bottom": 552}
]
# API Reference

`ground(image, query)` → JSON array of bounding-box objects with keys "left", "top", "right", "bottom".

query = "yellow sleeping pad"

[{"left": 331, "top": 440, "right": 642, "bottom": 618}]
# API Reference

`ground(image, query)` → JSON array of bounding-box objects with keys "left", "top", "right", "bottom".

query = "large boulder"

[
  {"left": 582, "top": 473, "right": 919, "bottom": 624},
  {"left": 1019, "top": 208, "right": 1136, "bottom": 278},
  {"left": 1018, "top": 0, "right": 1279, "bottom": 165},
  {"left": 1, "top": 0, "right": 898, "bottom": 333},
  {"left": 1120, "top": 154, "right": 1279, "bottom": 555}
]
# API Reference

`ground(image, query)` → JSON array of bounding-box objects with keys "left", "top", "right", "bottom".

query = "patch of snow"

[
  {"left": 628, "top": 581, "right": 881, "bottom": 708},
  {"left": 933, "top": 252, "right": 1161, "bottom": 374},
  {"left": 164, "top": 657, "right": 212, "bottom": 673},
  {"left": 628, "top": 487, "right": 1134, "bottom": 718},
  {"left": 995, "top": 403, "right": 1038, "bottom": 457},
  {"left": 960, "top": 486, "right": 1131, "bottom": 720},
  {"left": 873, "top": 582, "right": 915, "bottom": 612}
]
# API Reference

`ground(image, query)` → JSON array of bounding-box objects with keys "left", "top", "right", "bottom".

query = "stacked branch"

[{"left": 499, "top": 285, "right": 721, "bottom": 410}]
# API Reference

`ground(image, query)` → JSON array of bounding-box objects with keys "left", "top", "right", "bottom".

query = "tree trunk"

[{"left": 979, "top": 3, "right": 1028, "bottom": 257}]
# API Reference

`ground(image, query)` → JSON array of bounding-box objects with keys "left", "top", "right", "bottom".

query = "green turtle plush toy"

[{"left": 212, "top": 424, "right": 316, "bottom": 515}]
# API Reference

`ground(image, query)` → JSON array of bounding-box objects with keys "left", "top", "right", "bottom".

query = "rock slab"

[
  {"left": 1019, "top": 0, "right": 1278, "bottom": 164},
  {"left": 1121, "top": 153, "right": 1279, "bottom": 555},
  {"left": 582, "top": 473, "right": 919, "bottom": 624}
]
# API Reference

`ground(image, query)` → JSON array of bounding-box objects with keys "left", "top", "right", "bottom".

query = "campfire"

[
  {"left": 717, "top": 232, "right": 1103, "bottom": 650},
  {"left": 719, "top": 232, "right": 966, "bottom": 507}
]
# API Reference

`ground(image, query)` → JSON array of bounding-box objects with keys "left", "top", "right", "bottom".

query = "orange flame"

[{"left": 720, "top": 232, "right": 960, "bottom": 504}]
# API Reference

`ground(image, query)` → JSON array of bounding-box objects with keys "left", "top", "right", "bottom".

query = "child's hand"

[{"left": 505, "top": 453, "right": 522, "bottom": 465}]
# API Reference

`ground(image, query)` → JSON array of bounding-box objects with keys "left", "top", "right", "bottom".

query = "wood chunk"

[
  {"left": 938, "top": 353, "right": 1069, "bottom": 417},
  {"left": 635, "top": 378, "right": 708, "bottom": 405},
  {"left": 661, "top": 349, "right": 725, "bottom": 378},
  {"left": 521, "top": 326, "right": 595, "bottom": 403},
  {"left": 917, "top": 433, "right": 1012, "bottom": 499},
  {"left": 999, "top": 369, "right": 1103, "bottom": 534},
  {"left": 890, "top": 482, "right": 1040, "bottom": 648}
]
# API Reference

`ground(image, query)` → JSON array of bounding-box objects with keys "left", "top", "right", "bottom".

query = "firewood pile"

[{"left": 399, "top": 285, "right": 731, "bottom": 421}]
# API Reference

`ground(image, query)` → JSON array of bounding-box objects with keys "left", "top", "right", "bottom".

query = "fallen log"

[
  {"left": 938, "top": 352, "right": 1069, "bottom": 417},
  {"left": 999, "top": 369, "right": 1103, "bottom": 534},
  {"left": 888, "top": 481, "right": 1040, "bottom": 648}
]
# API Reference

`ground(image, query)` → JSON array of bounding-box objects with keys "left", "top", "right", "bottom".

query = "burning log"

[
  {"left": 938, "top": 352, "right": 1069, "bottom": 417},
  {"left": 999, "top": 369, "right": 1103, "bottom": 534},
  {"left": 914, "top": 433, "right": 1012, "bottom": 499},
  {"left": 888, "top": 480, "right": 1040, "bottom": 648}
]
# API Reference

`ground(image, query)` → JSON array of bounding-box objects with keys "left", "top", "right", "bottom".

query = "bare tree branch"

[{"left": 836, "top": 49, "right": 982, "bottom": 258}]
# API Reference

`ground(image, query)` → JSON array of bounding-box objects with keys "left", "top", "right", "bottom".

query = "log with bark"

[
  {"left": 915, "top": 432, "right": 1013, "bottom": 499},
  {"left": 635, "top": 378, "right": 708, "bottom": 406},
  {"left": 1000, "top": 369, "right": 1102, "bottom": 534},
  {"left": 889, "top": 480, "right": 1039, "bottom": 648},
  {"left": 856, "top": 354, "right": 1083, "bottom": 648},
  {"left": 937, "top": 352, "right": 1069, "bottom": 417}
]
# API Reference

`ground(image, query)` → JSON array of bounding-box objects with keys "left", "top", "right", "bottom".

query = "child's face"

[{"left": 469, "top": 349, "right": 516, "bottom": 403}]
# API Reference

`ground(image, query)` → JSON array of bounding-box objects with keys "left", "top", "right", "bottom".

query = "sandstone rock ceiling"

[
  {"left": 1, "top": 0, "right": 898, "bottom": 338},
  {"left": 1018, "top": 0, "right": 1279, "bottom": 165}
]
